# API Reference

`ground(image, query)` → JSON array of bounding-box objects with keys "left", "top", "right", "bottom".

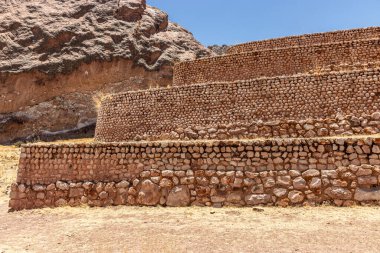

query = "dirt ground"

[
  {"left": 1, "top": 141, "right": 380, "bottom": 253},
  {"left": 0, "top": 196, "right": 380, "bottom": 253}
]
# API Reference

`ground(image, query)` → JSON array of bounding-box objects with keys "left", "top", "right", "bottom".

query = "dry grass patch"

[{"left": 0, "top": 146, "right": 19, "bottom": 196}]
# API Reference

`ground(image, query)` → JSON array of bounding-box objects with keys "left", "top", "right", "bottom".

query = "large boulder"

[
  {"left": 136, "top": 179, "right": 161, "bottom": 206},
  {"left": 166, "top": 185, "right": 191, "bottom": 207},
  {"left": 288, "top": 190, "right": 304, "bottom": 204},
  {"left": 324, "top": 187, "right": 352, "bottom": 200},
  {"left": 354, "top": 188, "right": 380, "bottom": 201}
]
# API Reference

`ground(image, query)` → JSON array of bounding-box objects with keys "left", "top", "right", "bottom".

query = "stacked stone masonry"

[
  {"left": 173, "top": 38, "right": 380, "bottom": 86},
  {"left": 96, "top": 69, "right": 380, "bottom": 142},
  {"left": 228, "top": 27, "right": 380, "bottom": 54},
  {"left": 9, "top": 27, "right": 380, "bottom": 210},
  {"left": 9, "top": 137, "right": 380, "bottom": 210}
]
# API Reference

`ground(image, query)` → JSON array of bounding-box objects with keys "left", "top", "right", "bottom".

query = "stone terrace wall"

[
  {"left": 9, "top": 137, "right": 380, "bottom": 210},
  {"left": 227, "top": 27, "right": 380, "bottom": 54},
  {"left": 173, "top": 39, "right": 380, "bottom": 86},
  {"left": 95, "top": 69, "right": 380, "bottom": 142}
]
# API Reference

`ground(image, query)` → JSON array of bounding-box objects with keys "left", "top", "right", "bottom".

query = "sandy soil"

[
  {"left": 0, "top": 196, "right": 380, "bottom": 253},
  {"left": 1, "top": 139, "right": 380, "bottom": 253}
]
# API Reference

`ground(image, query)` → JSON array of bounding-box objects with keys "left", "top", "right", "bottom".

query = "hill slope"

[{"left": 0, "top": 0, "right": 211, "bottom": 144}]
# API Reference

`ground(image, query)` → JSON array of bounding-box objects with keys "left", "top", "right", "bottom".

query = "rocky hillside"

[
  {"left": 0, "top": 0, "right": 212, "bottom": 144},
  {"left": 208, "top": 45, "right": 230, "bottom": 55}
]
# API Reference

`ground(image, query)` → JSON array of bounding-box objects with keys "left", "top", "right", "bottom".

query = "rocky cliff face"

[{"left": 0, "top": 0, "right": 212, "bottom": 144}]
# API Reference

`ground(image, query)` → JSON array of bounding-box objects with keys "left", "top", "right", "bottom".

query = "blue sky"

[{"left": 148, "top": 0, "right": 380, "bottom": 46}]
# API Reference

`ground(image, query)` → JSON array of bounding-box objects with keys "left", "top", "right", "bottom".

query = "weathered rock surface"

[
  {"left": 166, "top": 185, "right": 191, "bottom": 207},
  {"left": 245, "top": 194, "right": 271, "bottom": 205},
  {"left": 354, "top": 188, "right": 380, "bottom": 201},
  {"left": 136, "top": 179, "right": 161, "bottom": 206},
  {"left": 288, "top": 190, "right": 304, "bottom": 203},
  {"left": 0, "top": 0, "right": 211, "bottom": 144},
  {"left": 324, "top": 187, "right": 353, "bottom": 200}
]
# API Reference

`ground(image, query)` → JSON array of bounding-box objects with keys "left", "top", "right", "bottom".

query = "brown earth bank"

[{"left": 0, "top": 0, "right": 211, "bottom": 144}]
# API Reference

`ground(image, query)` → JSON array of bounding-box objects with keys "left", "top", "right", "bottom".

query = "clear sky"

[{"left": 148, "top": 0, "right": 380, "bottom": 46}]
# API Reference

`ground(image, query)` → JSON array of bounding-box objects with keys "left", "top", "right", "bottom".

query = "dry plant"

[{"left": 92, "top": 92, "right": 108, "bottom": 112}]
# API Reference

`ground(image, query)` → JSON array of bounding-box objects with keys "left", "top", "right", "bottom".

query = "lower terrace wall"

[
  {"left": 227, "top": 27, "right": 380, "bottom": 54},
  {"left": 173, "top": 39, "right": 380, "bottom": 86},
  {"left": 95, "top": 69, "right": 380, "bottom": 142},
  {"left": 9, "top": 137, "right": 380, "bottom": 210}
]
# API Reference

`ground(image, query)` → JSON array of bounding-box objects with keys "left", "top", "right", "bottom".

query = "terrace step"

[
  {"left": 227, "top": 27, "right": 380, "bottom": 54},
  {"left": 174, "top": 38, "right": 380, "bottom": 86},
  {"left": 96, "top": 68, "right": 380, "bottom": 143},
  {"left": 9, "top": 136, "right": 380, "bottom": 210}
]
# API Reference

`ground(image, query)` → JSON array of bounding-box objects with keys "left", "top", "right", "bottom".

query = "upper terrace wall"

[
  {"left": 227, "top": 27, "right": 380, "bottom": 54},
  {"left": 9, "top": 137, "right": 380, "bottom": 210},
  {"left": 173, "top": 39, "right": 380, "bottom": 86},
  {"left": 95, "top": 69, "right": 380, "bottom": 142}
]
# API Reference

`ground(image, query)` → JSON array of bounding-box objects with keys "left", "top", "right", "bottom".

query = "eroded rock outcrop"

[
  {"left": 0, "top": 0, "right": 211, "bottom": 144},
  {"left": 208, "top": 45, "right": 230, "bottom": 55}
]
